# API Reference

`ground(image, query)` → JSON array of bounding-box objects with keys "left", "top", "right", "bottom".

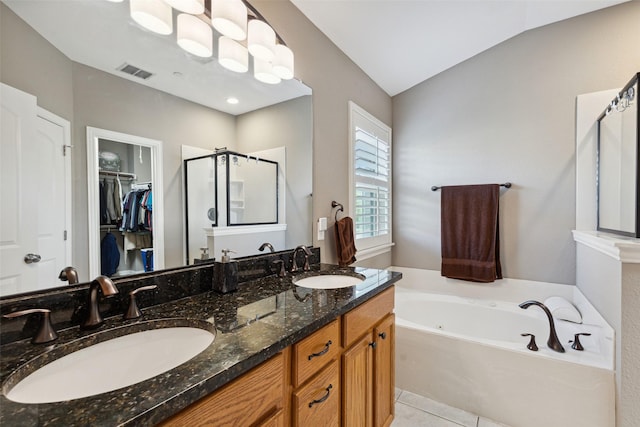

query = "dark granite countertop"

[{"left": 0, "top": 264, "right": 401, "bottom": 426}]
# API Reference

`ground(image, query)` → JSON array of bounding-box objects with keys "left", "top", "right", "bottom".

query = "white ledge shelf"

[
  {"left": 572, "top": 230, "right": 640, "bottom": 263},
  {"left": 205, "top": 224, "right": 286, "bottom": 237}
]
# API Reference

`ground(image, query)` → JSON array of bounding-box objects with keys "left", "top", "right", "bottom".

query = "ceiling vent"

[{"left": 117, "top": 63, "right": 153, "bottom": 80}]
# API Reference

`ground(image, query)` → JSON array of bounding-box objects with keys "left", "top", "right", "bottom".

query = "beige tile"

[
  {"left": 478, "top": 417, "right": 511, "bottom": 427},
  {"left": 397, "top": 391, "right": 478, "bottom": 427},
  {"left": 392, "top": 402, "right": 466, "bottom": 427},
  {"left": 395, "top": 387, "right": 403, "bottom": 401}
]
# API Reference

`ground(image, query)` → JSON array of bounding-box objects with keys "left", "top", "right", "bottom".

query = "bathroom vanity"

[{"left": 0, "top": 261, "right": 401, "bottom": 426}]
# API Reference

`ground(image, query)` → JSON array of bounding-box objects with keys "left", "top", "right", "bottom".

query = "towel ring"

[{"left": 331, "top": 201, "right": 344, "bottom": 222}]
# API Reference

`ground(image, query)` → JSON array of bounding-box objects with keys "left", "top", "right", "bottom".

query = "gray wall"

[
  {"left": 392, "top": 1, "right": 640, "bottom": 284},
  {"left": 237, "top": 95, "right": 314, "bottom": 250},
  {"left": 255, "top": 0, "right": 393, "bottom": 267},
  {"left": 71, "top": 63, "right": 236, "bottom": 274},
  {"left": 0, "top": 4, "right": 73, "bottom": 122}
]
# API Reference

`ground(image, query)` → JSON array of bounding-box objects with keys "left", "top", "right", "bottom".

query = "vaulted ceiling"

[{"left": 290, "top": 0, "right": 630, "bottom": 96}]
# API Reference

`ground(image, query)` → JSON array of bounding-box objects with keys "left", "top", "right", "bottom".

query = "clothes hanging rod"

[
  {"left": 99, "top": 170, "right": 137, "bottom": 180},
  {"left": 431, "top": 182, "right": 512, "bottom": 191}
]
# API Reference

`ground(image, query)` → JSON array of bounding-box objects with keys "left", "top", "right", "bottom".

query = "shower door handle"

[{"left": 24, "top": 253, "right": 42, "bottom": 264}]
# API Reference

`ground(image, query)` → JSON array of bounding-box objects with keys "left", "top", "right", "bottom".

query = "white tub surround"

[
  {"left": 573, "top": 230, "right": 640, "bottom": 427},
  {"left": 391, "top": 267, "right": 615, "bottom": 427}
]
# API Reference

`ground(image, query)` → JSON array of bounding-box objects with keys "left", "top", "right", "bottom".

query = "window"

[{"left": 349, "top": 101, "right": 393, "bottom": 257}]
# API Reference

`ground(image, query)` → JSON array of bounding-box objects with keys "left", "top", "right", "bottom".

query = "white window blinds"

[{"left": 349, "top": 102, "right": 392, "bottom": 253}]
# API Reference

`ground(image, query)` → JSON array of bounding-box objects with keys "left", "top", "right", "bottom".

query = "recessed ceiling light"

[{"left": 226, "top": 97, "right": 239, "bottom": 104}]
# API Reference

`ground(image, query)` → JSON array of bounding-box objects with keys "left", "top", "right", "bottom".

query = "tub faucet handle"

[
  {"left": 569, "top": 332, "right": 591, "bottom": 351},
  {"left": 520, "top": 333, "right": 538, "bottom": 351}
]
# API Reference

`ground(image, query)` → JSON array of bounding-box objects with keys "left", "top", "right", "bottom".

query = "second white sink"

[
  {"left": 294, "top": 274, "right": 364, "bottom": 289},
  {"left": 5, "top": 326, "right": 215, "bottom": 404}
]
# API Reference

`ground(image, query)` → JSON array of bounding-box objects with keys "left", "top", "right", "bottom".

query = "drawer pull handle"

[
  {"left": 379, "top": 332, "right": 387, "bottom": 339},
  {"left": 308, "top": 384, "right": 333, "bottom": 408},
  {"left": 308, "top": 340, "right": 332, "bottom": 360},
  {"left": 369, "top": 341, "right": 377, "bottom": 349}
]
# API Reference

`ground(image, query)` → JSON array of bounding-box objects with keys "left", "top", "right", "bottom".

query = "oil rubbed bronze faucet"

[
  {"left": 259, "top": 242, "right": 275, "bottom": 253},
  {"left": 82, "top": 276, "right": 119, "bottom": 330},
  {"left": 519, "top": 300, "right": 565, "bottom": 353},
  {"left": 58, "top": 266, "right": 79, "bottom": 284},
  {"left": 291, "top": 245, "right": 312, "bottom": 272}
]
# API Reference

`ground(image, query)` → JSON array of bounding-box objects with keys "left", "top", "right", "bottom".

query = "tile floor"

[{"left": 391, "top": 389, "right": 511, "bottom": 427}]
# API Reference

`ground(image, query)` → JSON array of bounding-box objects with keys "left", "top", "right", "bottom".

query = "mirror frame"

[
  {"left": 86, "top": 126, "right": 165, "bottom": 277},
  {"left": 596, "top": 73, "right": 640, "bottom": 238}
]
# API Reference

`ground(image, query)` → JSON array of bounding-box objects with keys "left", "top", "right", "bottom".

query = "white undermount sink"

[
  {"left": 293, "top": 274, "right": 364, "bottom": 289},
  {"left": 5, "top": 327, "right": 215, "bottom": 404}
]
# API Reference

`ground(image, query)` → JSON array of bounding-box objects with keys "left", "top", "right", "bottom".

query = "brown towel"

[
  {"left": 335, "top": 217, "right": 357, "bottom": 267},
  {"left": 440, "top": 184, "right": 502, "bottom": 283}
]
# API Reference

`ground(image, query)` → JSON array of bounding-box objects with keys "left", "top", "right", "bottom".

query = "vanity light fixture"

[
  {"left": 165, "top": 0, "right": 204, "bottom": 14},
  {"left": 130, "top": 0, "right": 173, "bottom": 35},
  {"left": 177, "top": 13, "right": 213, "bottom": 57},
  {"left": 247, "top": 19, "right": 276, "bottom": 62},
  {"left": 254, "top": 58, "right": 281, "bottom": 85},
  {"left": 218, "top": 36, "right": 249, "bottom": 72},
  {"left": 210, "top": 0, "right": 247, "bottom": 40},
  {"left": 273, "top": 44, "right": 294, "bottom": 80},
  {"left": 121, "top": 0, "right": 294, "bottom": 83}
]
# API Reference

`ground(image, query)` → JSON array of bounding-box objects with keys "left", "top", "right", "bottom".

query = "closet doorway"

[{"left": 86, "top": 127, "right": 164, "bottom": 279}]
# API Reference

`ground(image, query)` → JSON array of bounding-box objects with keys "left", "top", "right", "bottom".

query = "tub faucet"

[
  {"left": 82, "top": 276, "right": 119, "bottom": 330},
  {"left": 518, "top": 300, "right": 565, "bottom": 353}
]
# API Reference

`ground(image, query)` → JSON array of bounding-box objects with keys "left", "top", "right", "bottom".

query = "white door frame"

[{"left": 86, "top": 127, "right": 164, "bottom": 278}]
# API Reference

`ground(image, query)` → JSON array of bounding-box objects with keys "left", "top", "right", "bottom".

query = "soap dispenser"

[{"left": 213, "top": 249, "right": 238, "bottom": 293}]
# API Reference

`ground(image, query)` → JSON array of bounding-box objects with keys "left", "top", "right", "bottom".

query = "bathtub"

[{"left": 391, "top": 267, "right": 615, "bottom": 427}]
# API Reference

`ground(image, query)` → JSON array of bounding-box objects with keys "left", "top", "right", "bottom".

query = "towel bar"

[{"left": 431, "top": 182, "right": 512, "bottom": 191}]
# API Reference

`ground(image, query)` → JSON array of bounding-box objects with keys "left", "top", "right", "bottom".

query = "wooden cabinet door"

[
  {"left": 373, "top": 314, "right": 395, "bottom": 427},
  {"left": 342, "top": 333, "right": 374, "bottom": 427},
  {"left": 159, "top": 353, "right": 283, "bottom": 427}
]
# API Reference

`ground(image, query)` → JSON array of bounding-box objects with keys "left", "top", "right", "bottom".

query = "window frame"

[{"left": 348, "top": 101, "right": 393, "bottom": 258}]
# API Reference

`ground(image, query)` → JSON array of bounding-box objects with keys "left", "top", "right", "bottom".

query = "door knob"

[{"left": 24, "top": 253, "right": 42, "bottom": 264}]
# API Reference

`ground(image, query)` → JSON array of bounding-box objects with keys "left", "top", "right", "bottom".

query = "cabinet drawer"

[
  {"left": 343, "top": 286, "right": 394, "bottom": 348},
  {"left": 293, "top": 319, "right": 341, "bottom": 387},
  {"left": 293, "top": 360, "right": 340, "bottom": 427}
]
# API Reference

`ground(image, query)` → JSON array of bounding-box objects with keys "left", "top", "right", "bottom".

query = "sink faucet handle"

[
  {"left": 124, "top": 285, "right": 158, "bottom": 320},
  {"left": 520, "top": 333, "right": 538, "bottom": 351},
  {"left": 3, "top": 308, "right": 58, "bottom": 344},
  {"left": 271, "top": 259, "right": 287, "bottom": 278},
  {"left": 569, "top": 332, "right": 591, "bottom": 351}
]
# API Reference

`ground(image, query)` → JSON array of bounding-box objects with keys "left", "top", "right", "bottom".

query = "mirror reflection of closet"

[{"left": 87, "top": 127, "right": 164, "bottom": 279}]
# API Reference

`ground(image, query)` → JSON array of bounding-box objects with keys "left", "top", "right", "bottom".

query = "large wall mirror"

[
  {"left": 597, "top": 73, "right": 639, "bottom": 237},
  {"left": 0, "top": 0, "right": 313, "bottom": 296}
]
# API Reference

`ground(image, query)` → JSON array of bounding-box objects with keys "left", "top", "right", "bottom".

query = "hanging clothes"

[
  {"left": 100, "top": 232, "right": 120, "bottom": 277},
  {"left": 120, "top": 187, "right": 153, "bottom": 232},
  {"left": 99, "top": 180, "right": 108, "bottom": 225}
]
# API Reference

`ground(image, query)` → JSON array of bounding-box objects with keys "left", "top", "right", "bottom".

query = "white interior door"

[
  {"left": 0, "top": 83, "right": 70, "bottom": 296},
  {"left": 35, "top": 112, "right": 71, "bottom": 287}
]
